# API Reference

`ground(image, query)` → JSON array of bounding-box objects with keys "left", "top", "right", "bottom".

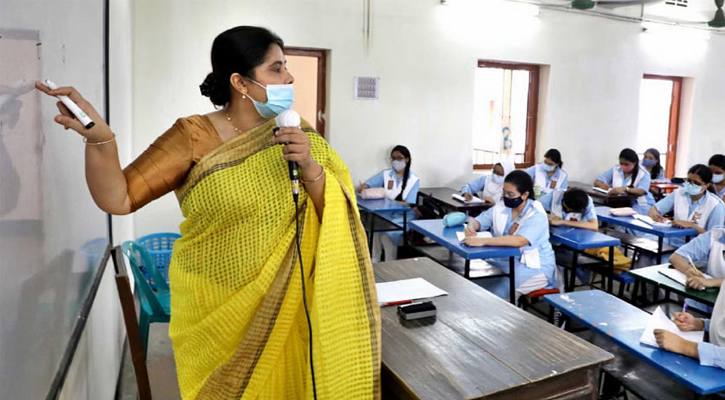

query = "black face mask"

[{"left": 503, "top": 196, "right": 524, "bottom": 209}]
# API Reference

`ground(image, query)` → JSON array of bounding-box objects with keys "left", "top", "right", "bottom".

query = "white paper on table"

[
  {"left": 658, "top": 268, "right": 713, "bottom": 287},
  {"left": 633, "top": 214, "right": 672, "bottom": 228},
  {"left": 452, "top": 193, "right": 485, "bottom": 204},
  {"left": 639, "top": 306, "right": 704, "bottom": 347},
  {"left": 592, "top": 187, "right": 611, "bottom": 194},
  {"left": 456, "top": 231, "right": 493, "bottom": 243},
  {"left": 375, "top": 278, "right": 448, "bottom": 305}
]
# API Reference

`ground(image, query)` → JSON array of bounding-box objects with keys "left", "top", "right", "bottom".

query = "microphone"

[{"left": 275, "top": 110, "right": 302, "bottom": 203}]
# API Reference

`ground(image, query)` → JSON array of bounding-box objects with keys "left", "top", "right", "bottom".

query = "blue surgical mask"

[
  {"left": 541, "top": 163, "right": 556, "bottom": 173},
  {"left": 642, "top": 159, "right": 657, "bottom": 168},
  {"left": 392, "top": 160, "right": 407, "bottom": 172},
  {"left": 683, "top": 182, "right": 703, "bottom": 196},
  {"left": 491, "top": 174, "right": 504, "bottom": 184},
  {"left": 713, "top": 174, "right": 724, "bottom": 184},
  {"left": 246, "top": 79, "right": 294, "bottom": 118}
]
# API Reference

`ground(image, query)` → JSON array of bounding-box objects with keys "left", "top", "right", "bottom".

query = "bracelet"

[
  {"left": 301, "top": 166, "right": 325, "bottom": 184},
  {"left": 84, "top": 133, "right": 116, "bottom": 146}
]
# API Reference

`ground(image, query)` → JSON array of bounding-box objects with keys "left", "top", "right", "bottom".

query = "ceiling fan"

[{"left": 568, "top": 0, "right": 664, "bottom": 10}]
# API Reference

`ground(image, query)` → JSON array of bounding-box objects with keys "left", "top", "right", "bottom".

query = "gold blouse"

[{"left": 123, "top": 115, "right": 223, "bottom": 212}]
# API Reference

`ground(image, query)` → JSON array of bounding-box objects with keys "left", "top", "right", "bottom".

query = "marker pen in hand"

[{"left": 43, "top": 80, "right": 95, "bottom": 129}]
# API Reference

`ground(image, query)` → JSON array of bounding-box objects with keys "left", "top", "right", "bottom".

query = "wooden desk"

[
  {"left": 568, "top": 181, "right": 634, "bottom": 208},
  {"left": 376, "top": 258, "right": 613, "bottom": 400},
  {"left": 418, "top": 186, "right": 494, "bottom": 215}
]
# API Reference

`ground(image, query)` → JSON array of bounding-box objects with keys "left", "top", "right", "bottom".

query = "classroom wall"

[{"left": 131, "top": 0, "right": 725, "bottom": 235}]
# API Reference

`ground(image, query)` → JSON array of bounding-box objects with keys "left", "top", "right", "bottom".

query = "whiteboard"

[{"left": 0, "top": 3, "right": 109, "bottom": 397}]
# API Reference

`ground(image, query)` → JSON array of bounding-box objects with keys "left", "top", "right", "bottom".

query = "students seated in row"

[
  {"left": 648, "top": 164, "right": 725, "bottom": 247},
  {"left": 643, "top": 148, "right": 666, "bottom": 181},
  {"left": 710, "top": 154, "right": 725, "bottom": 202},
  {"left": 359, "top": 145, "right": 419, "bottom": 262},
  {"left": 462, "top": 170, "right": 556, "bottom": 301},
  {"left": 594, "top": 148, "right": 655, "bottom": 215},
  {"left": 525, "top": 148, "right": 568, "bottom": 196},
  {"left": 539, "top": 187, "right": 598, "bottom": 232},
  {"left": 654, "top": 228, "right": 725, "bottom": 369},
  {"left": 460, "top": 160, "right": 515, "bottom": 204}
]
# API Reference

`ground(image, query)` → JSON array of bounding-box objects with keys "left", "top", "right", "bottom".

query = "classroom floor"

[{"left": 115, "top": 270, "right": 709, "bottom": 400}]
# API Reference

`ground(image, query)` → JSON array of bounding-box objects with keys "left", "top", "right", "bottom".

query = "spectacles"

[{"left": 685, "top": 178, "right": 705, "bottom": 186}]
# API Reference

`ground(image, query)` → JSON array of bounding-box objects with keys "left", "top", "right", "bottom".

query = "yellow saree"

[{"left": 168, "top": 118, "right": 380, "bottom": 399}]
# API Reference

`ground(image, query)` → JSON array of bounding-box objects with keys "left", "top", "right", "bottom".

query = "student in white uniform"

[
  {"left": 463, "top": 170, "right": 557, "bottom": 301},
  {"left": 594, "top": 148, "right": 655, "bottom": 215},
  {"left": 359, "top": 145, "right": 420, "bottom": 262},
  {"left": 539, "top": 187, "right": 598, "bottom": 232},
  {"left": 525, "top": 148, "right": 568, "bottom": 196},
  {"left": 460, "top": 160, "right": 515, "bottom": 204},
  {"left": 648, "top": 164, "right": 725, "bottom": 247},
  {"left": 643, "top": 148, "right": 666, "bottom": 181},
  {"left": 654, "top": 231, "right": 725, "bottom": 370},
  {"left": 710, "top": 154, "right": 725, "bottom": 202}
]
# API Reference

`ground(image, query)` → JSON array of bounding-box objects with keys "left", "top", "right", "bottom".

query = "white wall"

[{"left": 131, "top": 0, "right": 725, "bottom": 235}]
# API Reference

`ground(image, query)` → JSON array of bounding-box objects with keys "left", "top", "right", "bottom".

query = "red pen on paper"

[{"left": 381, "top": 299, "right": 414, "bottom": 307}]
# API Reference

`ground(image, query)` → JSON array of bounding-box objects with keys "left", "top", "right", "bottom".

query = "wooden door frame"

[
  {"left": 643, "top": 74, "right": 683, "bottom": 179},
  {"left": 284, "top": 47, "right": 328, "bottom": 138}
]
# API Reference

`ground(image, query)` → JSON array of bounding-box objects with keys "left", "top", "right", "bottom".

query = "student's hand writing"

[
  {"left": 358, "top": 183, "right": 369, "bottom": 193},
  {"left": 686, "top": 276, "right": 714, "bottom": 291},
  {"left": 463, "top": 192, "right": 473, "bottom": 200},
  {"left": 484, "top": 196, "right": 494, "bottom": 203},
  {"left": 649, "top": 208, "right": 666, "bottom": 223},
  {"left": 672, "top": 312, "right": 704, "bottom": 332},
  {"left": 609, "top": 186, "right": 627, "bottom": 195},
  {"left": 464, "top": 224, "right": 477, "bottom": 237},
  {"left": 672, "top": 220, "right": 697, "bottom": 230},
  {"left": 462, "top": 236, "right": 488, "bottom": 247}
]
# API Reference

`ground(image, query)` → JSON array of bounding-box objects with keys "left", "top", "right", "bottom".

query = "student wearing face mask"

[
  {"left": 359, "top": 145, "right": 419, "bottom": 262},
  {"left": 460, "top": 160, "right": 515, "bottom": 204},
  {"left": 648, "top": 164, "right": 725, "bottom": 247},
  {"left": 594, "top": 148, "right": 655, "bottom": 215},
  {"left": 643, "top": 148, "right": 666, "bottom": 181},
  {"left": 710, "top": 154, "right": 725, "bottom": 202},
  {"left": 525, "top": 148, "right": 568, "bottom": 196},
  {"left": 462, "top": 170, "right": 557, "bottom": 302}
]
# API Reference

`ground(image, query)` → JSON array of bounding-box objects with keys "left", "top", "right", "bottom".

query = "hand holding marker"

[{"left": 43, "top": 80, "right": 95, "bottom": 129}]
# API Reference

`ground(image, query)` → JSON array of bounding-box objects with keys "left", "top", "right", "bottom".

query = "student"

[
  {"left": 648, "top": 164, "right": 725, "bottom": 247},
  {"left": 460, "top": 160, "right": 515, "bottom": 204},
  {"left": 359, "top": 145, "right": 419, "bottom": 262},
  {"left": 655, "top": 285, "right": 724, "bottom": 370},
  {"left": 539, "top": 187, "right": 598, "bottom": 232},
  {"left": 594, "top": 148, "right": 655, "bottom": 215},
  {"left": 669, "top": 227, "right": 725, "bottom": 291},
  {"left": 643, "top": 148, "right": 666, "bottom": 181},
  {"left": 710, "top": 154, "right": 725, "bottom": 202},
  {"left": 463, "top": 170, "right": 557, "bottom": 301},
  {"left": 525, "top": 148, "right": 568, "bottom": 196}
]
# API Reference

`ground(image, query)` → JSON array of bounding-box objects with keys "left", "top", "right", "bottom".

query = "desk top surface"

[
  {"left": 550, "top": 226, "right": 621, "bottom": 250},
  {"left": 628, "top": 264, "right": 719, "bottom": 306},
  {"left": 418, "top": 187, "right": 495, "bottom": 210},
  {"left": 568, "top": 181, "right": 637, "bottom": 202},
  {"left": 409, "top": 219, "right": 520, "bottom": 259},
  {"left": 595, "top": 206, "right": 699, "bottom": 238},
  {"left": 376, "top": 258, "right": 613, "bottom": 399},
  {"left": 356, "top": 196, "right": 411, "bottom": 213},
  {"left": 544, "top": 290, "right": 725, "bottom": 394}
]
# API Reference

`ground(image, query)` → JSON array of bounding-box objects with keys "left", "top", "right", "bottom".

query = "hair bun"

[{"left": 200, "top": 73, "right": 216, "bottom": 98}]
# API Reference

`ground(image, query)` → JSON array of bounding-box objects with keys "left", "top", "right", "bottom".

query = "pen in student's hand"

[
  {"left": 687, "top": 255, "right": 704, "bottom": 278},
  {"left": 683, "top": 303, "right": 688, "bottom": 314}
]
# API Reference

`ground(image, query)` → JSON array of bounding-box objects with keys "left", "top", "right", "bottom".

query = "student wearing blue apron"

[
  {"left": 463, "top": 170, "right": 557, "bottom": 301},
  {"left": 648, "top": 164, "right": 725, "bottom": 248},
  {"left": 710, "top": 154, "right": 725, "bottom": 203},
  {"left": 525, "top": 148, "right": 568, "bottom": 196},
  {"left": 594, "top": 148, "right": 655, "bottom": 215},
  {"left": 359, "top": 145, "right": 419, "bottom": 262},
  {"left": 656, "top": 232, "right": 725, "bottom": 369},
  {"left": 460, "top": 160, "right": 515, "bottom": 204}
]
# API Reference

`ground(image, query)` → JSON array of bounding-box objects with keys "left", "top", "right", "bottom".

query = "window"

[
  {"left": 637, "top": 74, "right": 682, "bottom": 178},
  {"left": 473, "top": 60, "right": 539, "bottom": 170}
]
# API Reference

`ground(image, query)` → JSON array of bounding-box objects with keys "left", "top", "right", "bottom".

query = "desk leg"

[
  {"left": 464, "top": 259, "right": 470, "bottom": 279},
  {"left": 657, "top": 237, "right": 663, "bottom": 264},
  {"left": 686, "top": 235, "right": 691, "bottom": 243},
  {"left": 509, "top": 257, "right": 516, "bottom": 305},
  {"left": 608, "top": 246, "right": 614, "bottom": 294},
  {"left": 632, "top": 279, "right": 640, "bottom": 306},
  {"left": 367, "top": 214, "right": 375, "bottom": 257},
  {"left": 568, "top": 250, "right": 577, "bottom": 292},
  {"left": 403, "top": 212, "right": 408, "bottom": 247}
]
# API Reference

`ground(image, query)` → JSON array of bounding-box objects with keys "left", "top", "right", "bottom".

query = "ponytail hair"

[
  {"left": 644, "top": 148, "right": 663, "bottom": 180},
  {"left": 544, "top": 148, "right": 563, "bottom": 168},
  {"left": 619, "top": 148, "right": 639, "bottom": 188},
  {"left": 392, "top": 145, "right": 412, "bottom": 201}
]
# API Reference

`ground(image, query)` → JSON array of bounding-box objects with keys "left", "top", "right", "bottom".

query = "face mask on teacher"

[{"left": 246, "top": 78, "right": 294, "bottom": 118}]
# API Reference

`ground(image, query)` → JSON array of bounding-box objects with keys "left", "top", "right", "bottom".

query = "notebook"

[
  {"left": 633, "top": 214, "right": 672, "bottom": 228},
  {"left": 658, "top": 268, "right": 714, "bottom": 289},
  {"left": 592, "top": 186, "right": 611, "bottom": 194},
  {"left": 456, "top": 231, "right": 492, "bottom": 244},
  {"left": 452, "top": 193, "right": 485, "bottom": 204},
  {"left": 639, "top": 306, "right": 704, "bottom": 347}
]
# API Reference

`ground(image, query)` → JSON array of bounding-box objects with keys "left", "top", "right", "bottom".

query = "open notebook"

[
  {"left": 633, "top": 214, "right": 672, "bottom": 228},
  {"left": 375, "top": 278, "right": 448, "bottom": 305},
  {"left": 456, "top": 231, "right": 492, "bottom": 244},
  {"left": 452, "top": 193, "right": 485, "bottom": 204},
  {"left": 659, "top": 268, "right": 714, "bottom": 289},
  {"left": 640, "top": 306, "right": 704, "bottom": 347}
]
